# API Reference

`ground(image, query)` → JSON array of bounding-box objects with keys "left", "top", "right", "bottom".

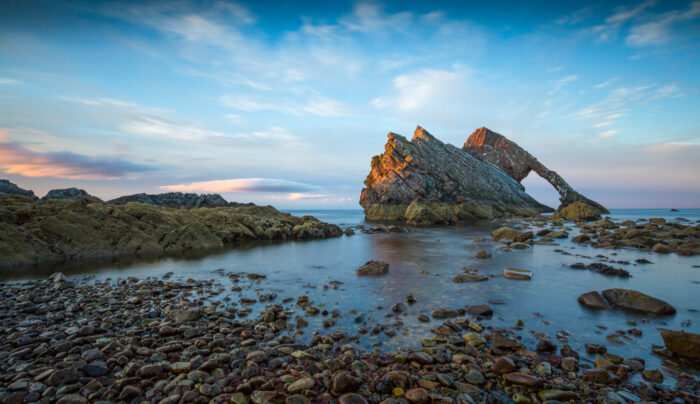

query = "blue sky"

[{"left": 1, "top": 0, "right": 699, "bottom": 208}]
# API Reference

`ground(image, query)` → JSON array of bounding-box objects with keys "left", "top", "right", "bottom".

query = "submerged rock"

[
  {"left": 463, "top": 127, "right": 607, "bottom": 220},
  {"left": 356, "top": 260, "right": 389, "bottom": 276},
  {"left": 359, "top": 127, "right": 551, "bottom": 224},
  {"left": 602, "top": 289, "right": 676, "bottom": 315}
]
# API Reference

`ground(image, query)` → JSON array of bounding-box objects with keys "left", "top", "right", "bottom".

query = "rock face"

[
  {"left": 463, "top": 127, "right": 608, "bottom": 220},
  {"left": 0, "top": 179, "right": 37, "bottom": 200},
  {"left": 108, "top": 192, "right": 230, "bottom": 208},
  {"left": 359, "top": 127, "right": 551, "bottom": 224},
  {"left": 42, "top": 188, "right": 96, "bottom": 201},
  {"left": 0, "top": 196, "right": 342, "bottom": 270}
]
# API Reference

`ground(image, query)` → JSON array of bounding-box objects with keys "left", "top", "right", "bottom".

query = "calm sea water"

[{"left": 3, "top": 208, "right": 699, "bottom": 382}]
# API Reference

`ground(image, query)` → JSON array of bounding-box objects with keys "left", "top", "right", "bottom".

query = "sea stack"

[
  {"left": 463, "top": 127, "right": 608, "bottom": 220},
  {"left": 359, "top": 126, "right": 552, "bottom": 225}
]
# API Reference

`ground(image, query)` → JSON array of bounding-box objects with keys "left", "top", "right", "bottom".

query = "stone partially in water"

[
  {"left": 356, "top": 260, "right": 389, "bottom": 276},
  {"left": 602, "top": 289, "right": 676, "bottom": 315},
  {"left": 577, "top": 291, "right": 609, "bottom": 310},
  {"left": 502, "top": 267, "right": 533, "bottom": 280},
  {"left": 660, "top": 329, "right": 700, "bottom": 360}
]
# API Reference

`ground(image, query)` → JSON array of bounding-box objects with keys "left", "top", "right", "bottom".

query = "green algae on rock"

[{"left": 0, "top": 194, "right": 342, "bottom": 270}]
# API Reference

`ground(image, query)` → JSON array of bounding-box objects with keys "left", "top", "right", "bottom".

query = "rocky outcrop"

[
  {"left": 42, "top": 188, "right": 97, "bottom": 201},
  {"left": 0, "top": 196, "right": 342, "bottom": 270},
  {"left": 108, "top": 192, "right": 230, "bottom": 208},
  {"left": 463, "top": 127, "right": 608, "bottom": 220},
  {"left": 0, "top": 179, "right": 37, "bottom": 200},
  {"left": 359, "top": 127, "right": 551, "bottom": 224}
]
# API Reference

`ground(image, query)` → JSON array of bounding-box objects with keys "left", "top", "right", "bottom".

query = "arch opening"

[{"left": 521, "top": 171, "right": 560, "bottom": 210}]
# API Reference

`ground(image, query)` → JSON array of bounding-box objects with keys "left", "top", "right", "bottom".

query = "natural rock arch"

[{"left": 463, "top": 127, "right": 607, "bottom": 213}]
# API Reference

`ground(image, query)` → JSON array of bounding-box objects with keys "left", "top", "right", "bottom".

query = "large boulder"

[
  {"left": 602, "top": 289, "right": 676, "bottom": 315},
  {"left": 359, "top": 127, "right": 551, "bottom": 224},
  {"left": 463, "top": 127, "right": 607, "bottom": 220},
  {"left": 660, "top": 329, "right": 700, "bottom": 360},
  {"left": 0, "top": 179, "right": 37, "bottom": 200}
]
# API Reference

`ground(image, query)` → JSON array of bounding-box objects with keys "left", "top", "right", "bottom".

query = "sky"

[{"left": 0, "top": 0, "right": 699, "bottom": 209}]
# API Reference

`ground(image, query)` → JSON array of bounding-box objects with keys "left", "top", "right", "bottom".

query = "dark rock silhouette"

[
  {"left": 0, "top": 179, "right": 38, "bottom": 200},
  {"left": 42, "top": 188, "right": 97, "bottom": 201}
]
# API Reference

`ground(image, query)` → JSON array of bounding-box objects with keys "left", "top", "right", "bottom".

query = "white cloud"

[
  {"left": 599, "top": 129, "right": 618, "bottom": 138},
  {"left": 593, "top": 121, "right": 612, "bottom": 128}
]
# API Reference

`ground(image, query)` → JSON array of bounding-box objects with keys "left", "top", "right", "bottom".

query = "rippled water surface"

[{"left": 3, "top": 208, "right": 700, "bottom": 382}]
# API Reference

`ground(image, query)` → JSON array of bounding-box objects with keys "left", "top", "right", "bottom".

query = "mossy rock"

[{"left": 554, "top": 202, "right": 604, "bottom": 222}]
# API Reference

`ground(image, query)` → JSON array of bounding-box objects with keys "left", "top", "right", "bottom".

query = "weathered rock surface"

[
  {"left": 0, "top": 179, "right": 37, "bottom": 200},
  {"left": 602, "top": 289, "right": 676, "bottom": 315},
  {"left": 109, "top": 192, "right": 232, "bottom": 207},
  {"left": 463, "top": 127, "right": 608, "bottom": 220},
  {"left": 42, "top": 187, "right": 96, "bottom": 201},
  {"left": 356, "top": 260, "right": 389, "bottom": 276},
  {"left": 359, "top": 127, "right": 551, "bottom": 224},
  {"left": 660, "top": 329, "right": 700, "bottom": 360},
  {"left": 0, "top": 196, "right": 341, "bottom": 270}
]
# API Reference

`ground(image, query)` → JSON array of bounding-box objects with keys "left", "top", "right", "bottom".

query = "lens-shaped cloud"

[{"left": 160, "top": 178, "right": 322, "bottom": 193}]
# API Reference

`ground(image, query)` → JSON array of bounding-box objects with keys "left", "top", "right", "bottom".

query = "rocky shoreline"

[
  {"left": 0, "top": 273, "right": 698, "bottom": 404},
  {"left": 0, "top": 194, "right": 342, "bottom": 271}
]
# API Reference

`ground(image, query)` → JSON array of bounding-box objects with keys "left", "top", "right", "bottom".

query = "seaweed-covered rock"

[
  {"left": 0, "top": 197, "right": 341, "bottom": 270},
  {"left": 359, "top": 127, "right": 551, "bottom": 224}
]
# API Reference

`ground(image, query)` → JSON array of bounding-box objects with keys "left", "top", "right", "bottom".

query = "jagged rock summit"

[
  {"left": 0, "top": 179, "right": 38, "bottom": 200},
  {"left": 463, "top": 127, "right": 608, "bottom": 220},
  {"left": 42, "top": 188, "right": 97, "bottom": 201},
  {"left": 359, "top": 126, "right": 552, "bottom": 225},
  {"left": 108, "top": 192, "right": 230, "bottom": 208}
]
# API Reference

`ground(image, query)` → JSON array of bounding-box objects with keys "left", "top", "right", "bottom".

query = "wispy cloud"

[
  {"left": 220, "top": 95, "right": 351, "bottom": 117},
  {"left": 599, "top": 129, "right": 618, "bottom": 138},
  {"left": 0, "top": 77, "right": 21, "bottom": 85},
  {"left": 626, "top": 1, "right": 700, "bottom": 46},
  {"left": 161, "top": 178, "right": 322, "bottom": 193},
  {"left": 548, "top": 74, "right": 579, "bottom": 95}
]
